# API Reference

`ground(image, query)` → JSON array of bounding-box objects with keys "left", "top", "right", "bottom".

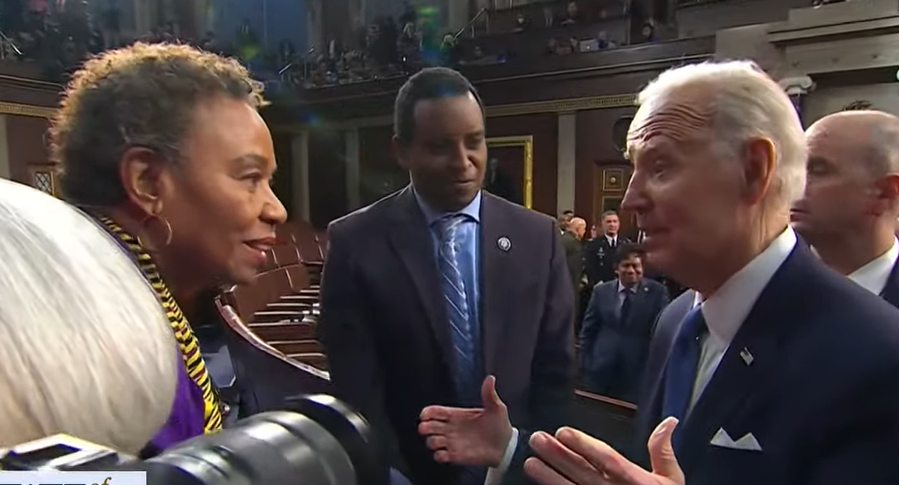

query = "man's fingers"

[
  {"left": 524, "top": 457, "right": 578, "bottom": 485},
  {"left": 529, "top": 431, "right": 601, "bottom": 485},
  {"left": 418, "top": 420, "right": 449, "bottom": 436},
  {"left": 554, "top": 427, "right": 639, "bottom": 482},
  {"left": 420, "top": 406, "right": 451, "bottom": 421},
  {"left": 426, "top": 435, "right": 448, "bottom": 451},
  {"left": 481, "top": 375, "right": 504, "bottom": 411},
  {"left": 434, "top": 449, "right": 451, "bottom": 463},
  {"left": 648, "top": 417, "right": 684, "bottom": 482}
]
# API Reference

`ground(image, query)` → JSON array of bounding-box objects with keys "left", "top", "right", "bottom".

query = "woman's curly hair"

[{"left": 50, "top": 42, "right": 266, "bottom": 206}]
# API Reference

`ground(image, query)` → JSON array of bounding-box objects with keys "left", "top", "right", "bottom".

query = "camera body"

[{"left": 0, "top": 395, "right": 388, "bottom": 485}]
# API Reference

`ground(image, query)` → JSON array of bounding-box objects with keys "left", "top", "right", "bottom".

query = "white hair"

[
  {"left": 637, "top": 60, "right": 807, "bottom": 209},
  {"left": 0, "top": 179, "right": 178, "bottom": 454}
]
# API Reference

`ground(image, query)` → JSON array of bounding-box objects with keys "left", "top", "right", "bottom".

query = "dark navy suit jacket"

[
  {"left": 635, "top": 243, "right": 899, "bottom": 485},
  {"left": 579, "top": 279, "right": 669, "bottom": 402},
  {"left": 319, "top": 187, "right": 575, "bottom": 485}
]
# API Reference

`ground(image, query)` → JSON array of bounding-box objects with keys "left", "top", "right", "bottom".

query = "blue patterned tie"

[
  {"left": 435, "top": 214, "right": 479, "bottom": 406},
  {"left": 662, "top": 306, "right": 707, "bottom": 446}
]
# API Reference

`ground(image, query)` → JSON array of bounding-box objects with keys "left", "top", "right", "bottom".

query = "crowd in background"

[{"left": 0, "top": 0, "right": 651, "bottom": 90}]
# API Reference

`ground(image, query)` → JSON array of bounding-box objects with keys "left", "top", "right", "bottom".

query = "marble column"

[
  {"left": 0, "top": 115, "right": 9, "bottom": 180},
  {"left": 557, "top": 112, "right": 577, "bottom": 215},
  {"left": 447, "top": 0, "right": 470, "bottom": 33},
  {"left": 134, "top": 0, "right": 153, "bottom": 35},
  {"left": 345, "top": 128, "right": 361, "bottom": 211},
  {"left": 306, "top": 0, "right": 325, "bottom": 55},
  {"left": 778, "top": 76, "right": 815, "bottom": 126},
  {"left": 291, "top": 130, "right": 311, "bottom": 222}
]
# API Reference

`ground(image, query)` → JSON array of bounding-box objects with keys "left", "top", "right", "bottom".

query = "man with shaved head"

[
  {"left": 418, "top": 61, "right": 899, "bottom": 485},
  {"left": 792, "top": 110, "right": 899, "bottom": 306}
]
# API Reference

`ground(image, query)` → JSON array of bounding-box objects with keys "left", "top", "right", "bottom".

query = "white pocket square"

[{"left": 709, "top": 428, "right": 763, "bottom": 451}]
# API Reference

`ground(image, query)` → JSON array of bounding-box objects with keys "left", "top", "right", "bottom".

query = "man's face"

[
  {"left": 621, "top": 88, "right": 751, "bottom": 283},
  {"left": 792, "top": 119, "right": 880, "bottom": 243},
  {"left": 602, "top": 215, "right": 619, "bottom": 236},
  {"left": 396, "top": 93, "right": 487, "bottom": 212},
  {"left": 616, "top": 254, "right": 643, "bottom": 287}
]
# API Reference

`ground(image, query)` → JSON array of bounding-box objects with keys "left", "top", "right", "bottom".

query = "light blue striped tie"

[{"left": 435, "top": 214, "right": 479, "bottom": 405}]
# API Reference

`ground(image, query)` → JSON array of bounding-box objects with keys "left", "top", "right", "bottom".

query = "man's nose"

[{"left": 621, "top": 172, "right": 646, "bottom": 213}]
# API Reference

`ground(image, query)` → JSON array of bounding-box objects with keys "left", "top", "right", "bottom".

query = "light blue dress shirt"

[{"left": 414, "top": 189, "right": 483, "bottom": 381}]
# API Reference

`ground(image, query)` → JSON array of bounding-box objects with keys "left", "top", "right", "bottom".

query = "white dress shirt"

[
  {"left": 847, "top": 238, "right": 899, "bottom": 295},
  {"left": 688, "top": 227, "right": 797, "bottom": 411}
]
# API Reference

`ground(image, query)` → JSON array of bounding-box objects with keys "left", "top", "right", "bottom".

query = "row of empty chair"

[{"left": 222, "top": 221, "right": 328, "bottom": 371}]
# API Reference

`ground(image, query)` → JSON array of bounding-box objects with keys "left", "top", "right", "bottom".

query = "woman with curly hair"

[{"left": 49, "top": 42, "right": 288, "bottom": 452}]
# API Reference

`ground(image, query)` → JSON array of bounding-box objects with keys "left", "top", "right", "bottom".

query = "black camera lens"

[{"left": 128, "top": 395, "right": 387, "bottom": 485}]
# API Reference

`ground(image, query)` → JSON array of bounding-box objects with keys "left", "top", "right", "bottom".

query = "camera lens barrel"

[{"left": 135, "top": 395, "right": 387, "bottom": 485}]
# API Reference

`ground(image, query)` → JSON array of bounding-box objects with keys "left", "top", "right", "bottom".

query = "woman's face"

[{"left": 159, "top": 97, "right": 287, "bottom": 289}]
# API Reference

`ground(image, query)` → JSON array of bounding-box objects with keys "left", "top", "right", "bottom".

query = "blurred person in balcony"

[
  {"left": 561, "top": 1, "right": 579, "bottom": 26},
  {"left": 0, "top": 178, "right": 178, "bottom": 454},
  {"left": 49, "top": 43, "right": 288, "bottom": 444}
]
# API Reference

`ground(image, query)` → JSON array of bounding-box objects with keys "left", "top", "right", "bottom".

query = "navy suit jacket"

[
  {"left": 579, "top": 279, "right": 669, "bottom": 401},
  {"left": 319, "top": 187, "right": 575, "bottom": 485},
  {"left": 635, "top": 243, "right": 899, "bottom": 485}
]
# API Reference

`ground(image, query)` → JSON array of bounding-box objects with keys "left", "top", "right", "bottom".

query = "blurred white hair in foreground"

[{"left": 0, "top": 178, "right": 177, "bottom": 453}]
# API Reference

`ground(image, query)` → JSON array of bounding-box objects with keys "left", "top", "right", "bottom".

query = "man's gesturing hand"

[
  {"left": 524, "top": 417, "right": 685, "bottom": 485},
  {"left": 418, "top": 375, "right": 515, "bottom": 467}
]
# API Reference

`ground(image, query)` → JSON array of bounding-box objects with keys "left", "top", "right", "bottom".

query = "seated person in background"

[
  {"left": 49, "top": 42, "right": 288, "bottom": 440},
  {"left": 579, "top": 244, "right": 668, "bottom": 402},
  {"left": 0, "top": 179, "right": 178, "bottom": 453}
]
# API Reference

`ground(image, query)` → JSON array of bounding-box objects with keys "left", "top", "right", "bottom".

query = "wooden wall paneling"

[
  {"left": 308, "top": 128, "right": 348, "bottom": 229},
  {"left": 28, "top": 164, "right": 60, "bottom": 197},
  {"left": 594, "top": 164, "right": 635, "bottom": 237},
  {"left": 485, "top": 135, "right": 533, "bottom": 208},
  {"left": 5, "top": 115, "right": 51, "bottom": 186},
  {"left": 486, "top": 114, "right": 558, "bottom": 215},
  {"left": 575, "top": 107, "right": 637, "bottom": 228}
]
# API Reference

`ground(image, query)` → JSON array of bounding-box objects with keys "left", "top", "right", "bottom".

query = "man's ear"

[
  {"left": 742, "top": 137, "right": 777, "bottom": 205},
  {"left": 392, "top": 135, "right": 410, "bottom": 171},
  {"left": 118, "top": 147, "right": 168, "bottom": 216},
  {"left": 868, "top": 173, "right": 899, "bottom": 216}
]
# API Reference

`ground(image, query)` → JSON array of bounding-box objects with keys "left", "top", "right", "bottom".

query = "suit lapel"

[
  {"left": 627, "top": 282, "right": 650, "bottom": 327},
  {"left": 675, "top": 246, "right": 806, "bottom": 473},
  {"left": 481, "top": 194, "right": 516, "bottom": 375},
  {"left": 639, "top": 293, "right": 693, "bottom": 438},
  {"left": 880, "top": 260, "right": 899, "bottom": 309},
  {"left": 387, "top": 187, "right": 455, "bottom": 372}
]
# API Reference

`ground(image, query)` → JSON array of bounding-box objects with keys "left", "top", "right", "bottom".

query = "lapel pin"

[
  {"left": 740, "top": 347, "right": 754, "bottom": 366},
  {"left": 497, "top": 236, "right": 512, "bottom": 252}
]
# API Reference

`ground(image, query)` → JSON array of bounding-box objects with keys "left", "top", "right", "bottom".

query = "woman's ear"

[{"left": 119, "top": 147, "right": 168, "bottom": 215}]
